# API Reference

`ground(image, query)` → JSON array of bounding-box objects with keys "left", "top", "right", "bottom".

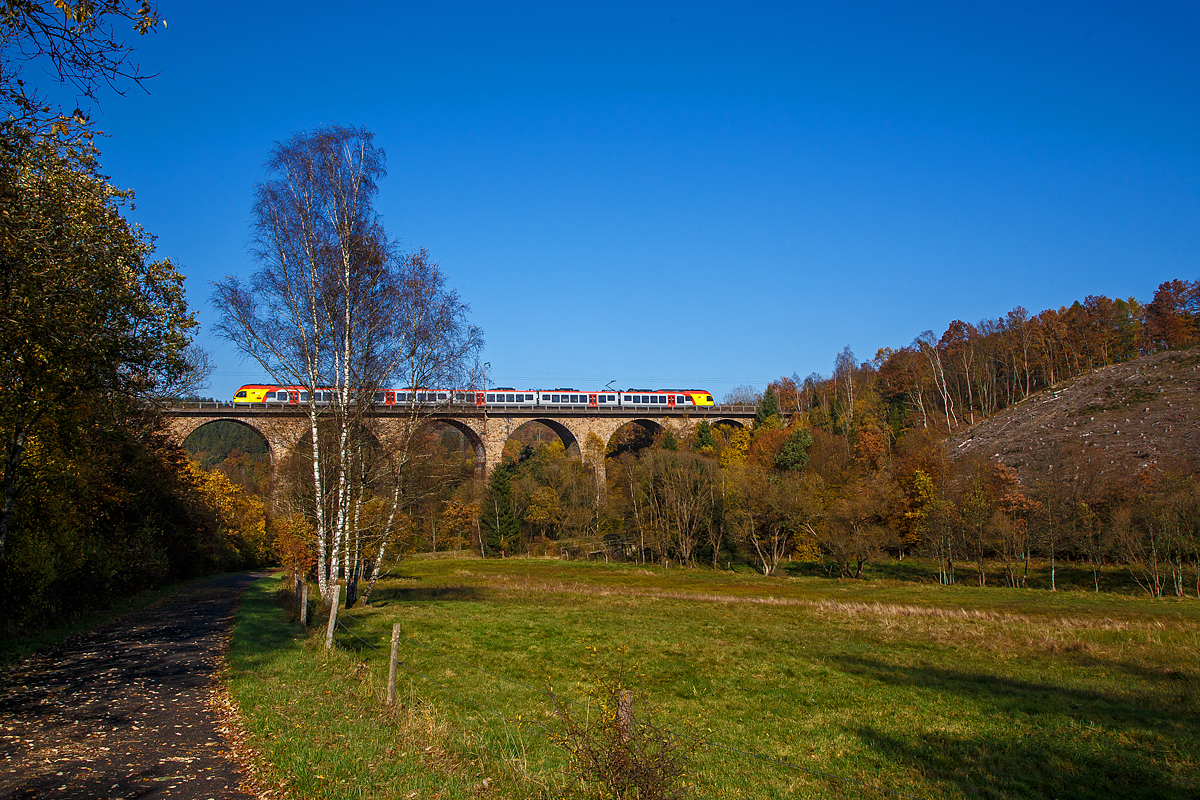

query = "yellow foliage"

[
  {"left": 792, "top": 534, "right": 821, "bottom": 562},
  {"left": 719, "top": 426, "right": 750, "bottom": 470},
  {"left": 187, "top": 462, "right": 270, "bottom": 566}
]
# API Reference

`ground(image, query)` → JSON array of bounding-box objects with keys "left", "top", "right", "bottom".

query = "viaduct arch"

[{"left": 164, "top": 406, "right": 755, "bottom": 482}]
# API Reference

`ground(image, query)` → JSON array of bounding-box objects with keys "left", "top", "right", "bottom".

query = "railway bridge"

[{"left": 162, "top": 404, "right": 757, "bottom": 480}]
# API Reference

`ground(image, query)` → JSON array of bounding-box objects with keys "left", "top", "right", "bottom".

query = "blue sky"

[{"left": 74, "top": 2, "right": 1199, "bottom": 401}]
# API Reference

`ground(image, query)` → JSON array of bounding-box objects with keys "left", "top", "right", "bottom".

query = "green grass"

[{"left": 229, "top": 560, "right": 1200, "bottom": 799}]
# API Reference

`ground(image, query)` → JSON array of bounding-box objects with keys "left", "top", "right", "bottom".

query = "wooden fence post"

[
  {"left": 387, "top": 623, "right": 401, "bottom": 706},
  {"left": 300, "top": 583, "right": 309, "bottom": 627},
  {"left": 617, "top": 689, "right": 634, "bottom": 743},
  {"left": 324, "top": 586, "right": 341, "bottom": 650}
]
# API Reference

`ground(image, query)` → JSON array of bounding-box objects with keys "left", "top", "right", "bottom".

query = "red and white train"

[{"left": 232, "top": 385, "right": 716, "bottom": 409}]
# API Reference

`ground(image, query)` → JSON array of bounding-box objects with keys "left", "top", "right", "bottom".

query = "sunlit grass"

[{"left": 229, "top": 560, "right": 1200, "bottom": 799}]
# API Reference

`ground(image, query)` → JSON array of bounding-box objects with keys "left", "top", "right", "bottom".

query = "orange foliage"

[{"left": 271, "top": 513, "right": 317, "bottom": 579}]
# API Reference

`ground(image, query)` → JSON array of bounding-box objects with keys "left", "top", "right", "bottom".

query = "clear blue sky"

[{"left": 76, "top": 2, "right": 1199, "bottom": 401}]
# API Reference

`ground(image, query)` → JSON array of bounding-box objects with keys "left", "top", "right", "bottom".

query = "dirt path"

[{"left": 0, "top": 572, "right": 270, "bottom": 800}]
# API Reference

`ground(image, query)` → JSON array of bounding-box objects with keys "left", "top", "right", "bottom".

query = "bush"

[{"left": 549, "top": 672, "right": 692, "bottom": 800}]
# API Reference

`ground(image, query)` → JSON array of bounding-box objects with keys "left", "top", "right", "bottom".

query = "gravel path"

[{"left": 0, "top": 572, "right": 270, "bottom": 800}]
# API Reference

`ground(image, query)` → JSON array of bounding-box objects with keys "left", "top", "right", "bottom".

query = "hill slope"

[{"left": 949, "top": 346, "right": 1200, "bottom": 483}]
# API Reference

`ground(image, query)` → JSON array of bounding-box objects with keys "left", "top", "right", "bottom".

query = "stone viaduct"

[{"left": 162, "top": 404, "right": 756, "bottom": 481}]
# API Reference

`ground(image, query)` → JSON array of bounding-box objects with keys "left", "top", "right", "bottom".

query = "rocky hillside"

[{"left": 949, "top": 346, "right": 1200, "bottom": 483}]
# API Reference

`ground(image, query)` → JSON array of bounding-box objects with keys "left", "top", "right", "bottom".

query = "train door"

[
  {"left": 288, "top": 390, "right": 299, "bottom": 405},
  {"left": 476, "top": 391, "right": 485, "bottom": 407},
  {"left": 667, "top": 394, "right": 676, "bottom": 408},
  {"left": 385, "top": 391, "right": 395, "bottom": 405},
  {"left": 588, "top": 393, "right": 598, "bottom": 408}
]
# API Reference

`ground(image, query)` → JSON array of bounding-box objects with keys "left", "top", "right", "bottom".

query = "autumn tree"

[
  {"left": 0, "top": 132, "right": 194, "bottom": 567},
  {"left": 729, "top": 466, "right": 808, "bottom": 576},
  {"left": 1144, "top": 279, "right": 1199, "bottom": 352}
]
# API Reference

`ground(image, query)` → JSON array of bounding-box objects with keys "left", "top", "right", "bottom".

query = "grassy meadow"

[{"left": 228, "top": 559, "right": 1200, "bottom": 799}]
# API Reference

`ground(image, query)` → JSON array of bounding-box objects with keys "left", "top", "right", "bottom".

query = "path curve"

[{"left": 1, "top": 572, "right": 270, "bottom": 799}]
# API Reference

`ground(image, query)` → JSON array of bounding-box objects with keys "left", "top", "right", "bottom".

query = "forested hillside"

[{"left": 457, "top": 278, "right": 1200, "bottom": 598}]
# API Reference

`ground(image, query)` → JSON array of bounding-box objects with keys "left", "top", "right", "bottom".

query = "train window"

[
  {"left": 549, "top": 394, "right": 557, "bottom": 403},
  {"left": 597, "top": 395, "right": 606, "bottom": 403},
  {"left": 235, "top": 391, "right": 247, "bottom": 398},
  {"left": 505, "top": 393, "right": 513, "bottom": 402},
  {"left": 439, "top": 393, "right": 448, "bottom": 400},
  {"left": 486, "top": 393, "right": 495, "bottom": 402},
  {"left": 299, "top": 393, "right": 309, "bottom": 402}
]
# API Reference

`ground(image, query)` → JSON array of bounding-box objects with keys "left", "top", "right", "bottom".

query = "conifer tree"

[
  {"left": 776, "top": 428, "right": 814, "bottom": 471},
  {"left": 755, "top": 385, "right": 781, "bottom": 428},
  {"left": 694, "top": 420, "right": 717, "bottom": 453},
  {"left": 481, "top": 465, "right": 520, "bottom": 556}
]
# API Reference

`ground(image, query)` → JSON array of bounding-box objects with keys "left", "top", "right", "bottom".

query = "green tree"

[
  {"left": 755, "top": 385, "right": 780, "bottom": 428},
  {"left": 775, "top": 427, "right": 813, "bottom": 471},
  {"left": 0, "top": 131, "right": 194, "bottom": 565},
  {"left": 694, "top": 419, "right": 716, "bottom": 454},
  {"left": 481, "top": 465, "right": 520, "bottom": 556}
]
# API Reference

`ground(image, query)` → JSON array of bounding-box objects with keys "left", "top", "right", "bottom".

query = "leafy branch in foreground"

[
  {"left": 1, "top": 1, "right": 165, "bottom": 138},
  {"left": 548, "top": 669, "right": 692, "bottom": 800}
]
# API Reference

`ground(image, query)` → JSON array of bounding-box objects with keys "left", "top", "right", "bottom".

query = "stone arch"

[
  {"left": 418, "top": 417, "right": 487, "bottom": 477},
  {"left": 179, "top": 418, "right": 276, "bottom": 466},
  {"left": 605, "top": 418, "right": 664, "bottom": 461},
  {"left": 524, "top": 418, "right": 581, "bottom": 459}
]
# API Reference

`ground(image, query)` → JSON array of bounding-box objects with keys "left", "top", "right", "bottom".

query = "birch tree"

[{"left": 213, "top": 125, "right": 481, "bottom": 602}]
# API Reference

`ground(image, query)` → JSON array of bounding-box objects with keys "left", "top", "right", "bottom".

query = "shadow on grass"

[
  {"left": 834, "top": 655, "right": 1198, "bottom": 800},
  {"left": 229, "top": 577, "right": 305, "bottom": 672},
  {"left": 778, "top": 558, "right": 1150, "bottom": 594},
  {"left": 367, "top": 585, "right": 482, "bottom": 605},
  {"left": 779, "top": 559, "right": 934, "bottom": 582}
]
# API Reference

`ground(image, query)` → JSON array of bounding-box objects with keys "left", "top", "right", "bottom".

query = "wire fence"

[{"left": 316, "top": 595, "right": 924, "bottom": 800}]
